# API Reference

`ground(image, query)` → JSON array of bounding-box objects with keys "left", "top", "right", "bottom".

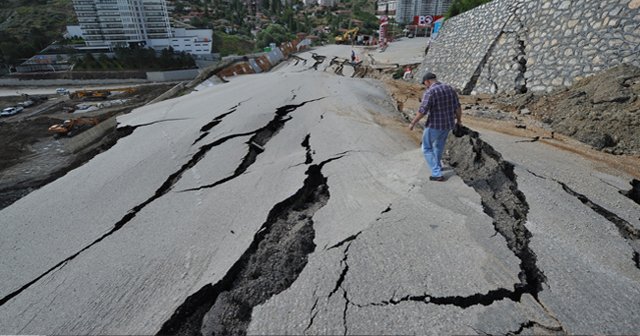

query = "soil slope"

[{"left": 507, "top": 64, "right": 640, "bottom": 155}]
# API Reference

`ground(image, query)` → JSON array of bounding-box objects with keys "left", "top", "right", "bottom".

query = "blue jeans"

[{"left": 422, "top": 127, "right": 450, "bottom": 177}]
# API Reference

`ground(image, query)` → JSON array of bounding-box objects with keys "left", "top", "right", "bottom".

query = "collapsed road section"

[{"left": 158, "top": 150, "right": 344, "bottom": 336}]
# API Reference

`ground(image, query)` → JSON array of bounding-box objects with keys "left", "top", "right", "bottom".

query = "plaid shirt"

[{"left": 418, "top": 82, "right": 460, "bottom": 130}]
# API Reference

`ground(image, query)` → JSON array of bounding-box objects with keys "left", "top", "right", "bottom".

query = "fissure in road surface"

[
  {"left": 192, "top": 100, "right": 249, "bottom": 146},
  {"left": 365, "top": 127, "right": 545, "bottom": 308},
  {"left": 0, "top": 99, "right": 321, "bottom": 307},
  {"left": 158, "top": 154, "right": 344, "bottom": 336},
  {"left": 192, "top": 109, "right": 236, "bottom": 145},
  {"left": 447, "top": 126, "right": 546, "bottom": 298},
  {"left": 558, "top": 181, "right": 640, "bottom": 269},
  {"left": 620, "top": 179, "right": 640, "bottom": 206},
  {"left": 361, "top": 126, "right": 545, "bottom": 310},
  {"left": 184, "top": 98, "right": 325, "bottom": 192},
  {"left": 528, "top": 169, "right": 640, "bottom": 269},
  {"left": 0, "top": 123, "right": 253, "bottom": 307}
]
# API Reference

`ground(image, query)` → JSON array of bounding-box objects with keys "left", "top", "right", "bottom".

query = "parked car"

[
  {"left": 18, "top": 100, "right": 34, "bottom": 107},
  {"left": 1, "top": 106, "right": 24, "bottom": 116},
  {"left": 56, "top": 88, "right": 69, "bottom": 95}
]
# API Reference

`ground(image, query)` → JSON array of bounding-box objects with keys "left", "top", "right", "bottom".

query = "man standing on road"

[{"left": 409, "top": 72, "right": 462, "bottom": 181}]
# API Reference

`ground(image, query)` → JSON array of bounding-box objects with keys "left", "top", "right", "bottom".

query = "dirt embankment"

[{"left": 496, "top": 64, "right": 640, "bottom": 156}]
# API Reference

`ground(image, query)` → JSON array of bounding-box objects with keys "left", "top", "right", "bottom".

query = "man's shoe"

[{"left": 429, "top": 176, "right": 445, "bottom": 182}]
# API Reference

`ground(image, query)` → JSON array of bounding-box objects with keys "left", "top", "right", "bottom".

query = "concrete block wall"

[
  {"left": 419, "top": 0, "right": 640, "bottom": 94},
  {"left": 146, "top": 69, "right": 200, "bottom": 82}
]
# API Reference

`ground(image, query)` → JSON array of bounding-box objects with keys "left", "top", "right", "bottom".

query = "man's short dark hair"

[{"left": 423, "top": 72, "right": 437, "bottom": 82}]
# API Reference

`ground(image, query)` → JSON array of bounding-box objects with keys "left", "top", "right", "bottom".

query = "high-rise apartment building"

[
  {"left": 420, "top": 0, "right": 452, "bottom": 17},
  {"left": 378, "top": 0, "right": 452, "bottom": 23},
  {"left": 72, "top": 0, "right": 172, "bottom": 47}
]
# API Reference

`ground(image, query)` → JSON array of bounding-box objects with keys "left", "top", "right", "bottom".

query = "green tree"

[
  {"left": 446, "top": 0, "right": 493, "bottom": 18},
  {"left": 255, "top": 23, "right": 293, "bottom": 49}
]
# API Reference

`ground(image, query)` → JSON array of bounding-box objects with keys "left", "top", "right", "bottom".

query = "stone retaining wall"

[{"left": 419, "top": 0, "right": 640, "bottom": 94}]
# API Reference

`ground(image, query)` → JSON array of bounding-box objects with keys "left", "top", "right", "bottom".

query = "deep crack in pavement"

[
  {"left": 364, "top": 126, "right": 547, "bottom": 310},
  {"left": 192, "top": 100, "right": 249, "bottom": 145},
  {"left": 0, "top": 98, "right": 323, "bottom": 307},
  {"left": 557, "top": 181, "right": 640, "bottom": 269},
  {"left": 447, "top": 126, "right": 546, "bottom": 298},
  {"left": 183, "top": 98, "right": 326, "bottom": 192},
  {"left": 192, "top": 110, "right": 236, "bottom": 145},
  {"left": 527, "top": 169, "right": 640, "bottom": 269},
  {"left": 157, "top": 151, "right": 345, "bottom": 336},
  {"left": 620, "top": 179, "right": 640, "bottom": 206}
]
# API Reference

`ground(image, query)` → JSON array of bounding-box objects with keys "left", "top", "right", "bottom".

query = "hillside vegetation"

[
  {"left": 0, "top": 0, "right": 75, "bottom": 69},
  {"left": 446, "top": 0, "right": 493, "bottom": 18},
  {"left": 0, "top": 0, "right": 380, "bottom": 69}
]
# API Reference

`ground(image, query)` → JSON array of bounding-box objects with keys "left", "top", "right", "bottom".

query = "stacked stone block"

[
  {"left": 419, "top": 0, "right": 640, "bottom": 94},
  {"left": 418, "top": 0, "right": 517, "bottom": 93}
]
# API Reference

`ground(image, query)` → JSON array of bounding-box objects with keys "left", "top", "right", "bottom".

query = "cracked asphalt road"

[{"left": 1, "top": 41, "right": 639, "bottom": 335}]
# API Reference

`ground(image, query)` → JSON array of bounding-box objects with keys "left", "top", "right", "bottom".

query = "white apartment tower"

[
  {"left": 420, "top": 0, "right": 453, "bottom": 16},
  {"left": 72, "top": 0, "right": 172, "bottom": 47},
  {"left": 380, "top": 0, "right": 453, "bottom": 23}
]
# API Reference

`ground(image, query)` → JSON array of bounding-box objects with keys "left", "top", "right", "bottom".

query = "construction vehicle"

[
  {"left": 108, "top": 87, "right": 137, "bottom": 95},
  {"left": 48, "top": 117, "right": 99, "bottom": 137},
  {"left": 69, "top": 90, "right": 111, "bottom": 100},
  {"left": 335, "top": 27, "right": 359, "bottom": 44}
]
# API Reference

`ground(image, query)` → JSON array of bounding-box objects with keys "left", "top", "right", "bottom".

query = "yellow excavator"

[
  {"left": 69, "top": 90, "right": 111, "bottom": 100},
  {"left": 335, "top": 27, "right": 359, "bottom": 44},
  {"left": 48, "top": 117, "right": 100, "bottom": 137}
]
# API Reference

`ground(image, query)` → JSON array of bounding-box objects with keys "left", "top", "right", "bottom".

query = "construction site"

[{"left": 0, "top": 84, "right": 174, "bottom": 209}]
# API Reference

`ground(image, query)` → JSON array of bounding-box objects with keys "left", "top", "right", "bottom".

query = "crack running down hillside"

[
  {"left": 527, "top": 169, "right": 640, "bottom": 269},
  {"left": 157, "top": 152, "right": 344, "bottom": 336},
  {"left": 192, "top": 100, "right": 249, "bottom": 146},
  {"left": 183, "top": 98, "right": 325, "bottom": 192},
  {"left": 0, "top": 98, "right": 323, "bottom": 307},
  {"left": 447, "top": 126, "right": 546, "bottom": 298},
  {"left": 366, "top": 126, "right": 547, "bottom": 309}
]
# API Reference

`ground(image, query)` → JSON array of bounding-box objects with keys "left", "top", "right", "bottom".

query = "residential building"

[
  {"left": 420, "top": 0, "right": 453, "bottom": 16},
  {"left": 318, "top": 0, "right": 337, "bottom": 6},
  {"left": 376, "top": 0, "right": 398, "bottom": 18},
  {"left": 377, "top": 0, "right": 452, "bottom": 23},
  {"left": 71, "top": 0, "right": 212, "bottom": 55},
  {"left": 72, "top": 0, "right": 172, "bottom": 47},
  {"left": 150, "top": 28, "right": 213, "bottom": 55}
]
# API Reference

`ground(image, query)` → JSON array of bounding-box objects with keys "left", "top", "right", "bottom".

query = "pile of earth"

[{"left": 496, "top": 64, "right": 640, "bottom": 155}]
